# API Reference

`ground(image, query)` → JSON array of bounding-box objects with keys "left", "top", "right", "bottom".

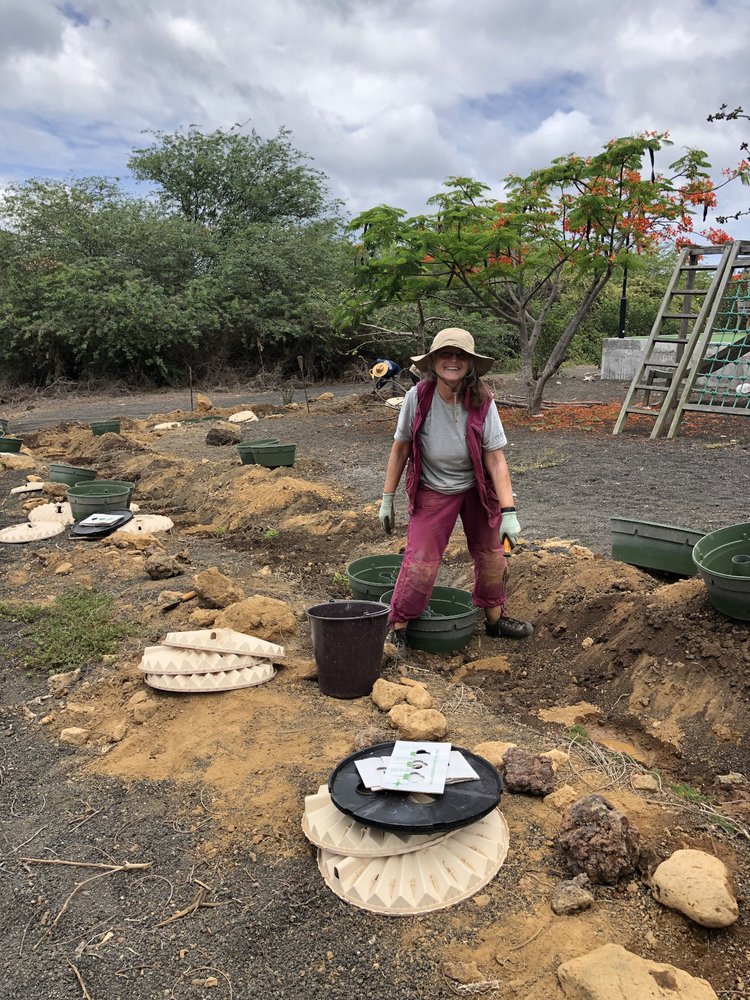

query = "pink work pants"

[{"left": 389, "top": 485, "right": 508, "bottom": 625}]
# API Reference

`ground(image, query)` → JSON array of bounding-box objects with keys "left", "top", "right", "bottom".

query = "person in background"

[
  {"left": 378, "top": 328, "right": 533, "bottom": 654},
  {"left": 369, "top": 359, "right": 402, "bottom": 394}
]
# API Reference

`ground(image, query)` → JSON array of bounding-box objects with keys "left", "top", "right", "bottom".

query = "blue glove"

[
  {"left": 379, "top": 493, "right": 395, "bottom": 534},
  {"left": 501, "top": 509, "right": 521, "bottom": 548}
]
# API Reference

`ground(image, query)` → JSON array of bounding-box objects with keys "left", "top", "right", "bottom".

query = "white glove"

[
  {"left": 501, "top": 509, "right": 521, "bottom": 548},
  {"left": 379, "top": 493, "right": 395, "bottom": 534}
]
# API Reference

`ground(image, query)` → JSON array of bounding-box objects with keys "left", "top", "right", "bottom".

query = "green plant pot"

[
  {"left": 347, "top": 554, "right": 404, "bottom": 601},
  {"left": 67, "top": 481, "right": 133, "bottom": 522},
  {"left": 380, "top": 586, "right": 478, "bottom": 653},
  {"left": 49, "top": 463, "right": 97, "bottom": 486},
  {"left": 252, "top": 442, "right": 296, "bottom": 468},
  {"left": 693, "top": 522, "right": 750, "bottom": 621},
  {"left": 236, "top": 438, "right": 280, "bottom": 466},
  {"left": 91, "top": 419, "right": 121, "bottom": 435},
  {"left": 611, "top": 517, "right": 705, "bottom": 577},
  {"left": 0, "top": 437, "right": 23, "bottom": 453}
]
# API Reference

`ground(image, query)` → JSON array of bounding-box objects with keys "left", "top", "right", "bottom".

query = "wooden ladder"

[
  {"left": 664, "top": 241, "right": 750, "bottom": 438},
  {"left": 612, "top": 244, "right": 735, "bottom": 438}
]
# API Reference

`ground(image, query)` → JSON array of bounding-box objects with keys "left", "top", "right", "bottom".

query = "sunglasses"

[{"left": 434, "top": 349, "right": 470, "bottom": 361}]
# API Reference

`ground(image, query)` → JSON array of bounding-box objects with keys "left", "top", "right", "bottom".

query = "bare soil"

[{"left": 0, "top": 370, "right": 749, "bottom": 1000}]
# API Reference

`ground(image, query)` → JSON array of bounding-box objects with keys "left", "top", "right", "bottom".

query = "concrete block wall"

[{"left": 600, "top": 338, "right": 678, "bottom": 380}]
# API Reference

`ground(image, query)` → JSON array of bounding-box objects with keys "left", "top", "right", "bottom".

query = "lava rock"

[
  {"left": 144, "top": 553, "right": 184, "bottom": 580},
  {"left": 205, "top": 423, "right": 241, "bottom": 446},
  {"left": 503, "top": 747, "right": 556, "bottom": 796},
  {"left": 551, "top": 873, "right": 595, "bottom": 915},
  {"left": 558, "top": 794, "right": 640, "bottom": 885}
]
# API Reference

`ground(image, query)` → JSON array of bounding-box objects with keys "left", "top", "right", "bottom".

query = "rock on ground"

[
  {"left": 651, "top": 849, "right": 739, "bottom": 928},
  {"left": 213, "top": 596, "right": 297, "bottom": 642},
  {"left": 371, "top": 678, "right": 408, "bottom": 711},
  {"left": 193, "top": 566, "right": 245, "bottom": 608},
  {"left": 472, "top": 741, "right": 517, "bottom": 769},
  {"left": 205, "top": 423, "right": 241, "bottom": 446},
  {"left": 551, "top": 873, "right": 595, "bottom": 915},
  {"left": 503, "top": 747, "right": 556, "bottom": 795},
  {"left": 388, "top": 704, "right": 448, "bottom": 740},
  {"left": 48, "top": 668, "right": 81, "bottom": 698},
  {"left": 558, "top": 794, "right": 640, "bottom": 885},
  {"left": 144, "top": 553, "right": 183, "bottom": 580},
  {"left": 557, "top": 942, "right": 718, "bottom": 999}
]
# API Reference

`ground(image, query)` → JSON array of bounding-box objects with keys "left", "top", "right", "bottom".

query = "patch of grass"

[
  {"left": 0, "top": 589, "right": 138, "bottom": 674},
  {"left": 263, "top": 528, "right": 280, "bottom": 540},
  {"left": 213, "top": 526, "right": 228, "bottom": 537},
  {"left": 508, "top": 448, "right": 570, "bottom": 475},
  {"left": 667, "top": 781, "right": 710, "bottom": 805},
  {"left": 567, "top": 723, "right": 589, "bottom": 744}
]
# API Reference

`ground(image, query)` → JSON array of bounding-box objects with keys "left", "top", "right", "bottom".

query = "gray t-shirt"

[{"left": 394, "top": 385, "right": 507, "bottom": 494}]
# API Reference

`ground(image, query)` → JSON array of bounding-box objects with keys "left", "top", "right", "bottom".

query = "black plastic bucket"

[{"left": 307, "top": 600, "right": 389, "bottom": 698}]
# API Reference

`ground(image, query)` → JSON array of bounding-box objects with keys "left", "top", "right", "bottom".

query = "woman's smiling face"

[{"left": 433, "top": 348, "right": 470, "bottom": 384}]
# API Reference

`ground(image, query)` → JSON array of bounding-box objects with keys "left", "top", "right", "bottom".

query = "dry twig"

[
  {"left": 153, "top": 888, "right": 229, "bottom": 928},
  {"left": 67, "top": 960, "right": 93, "bottom": 1000}
]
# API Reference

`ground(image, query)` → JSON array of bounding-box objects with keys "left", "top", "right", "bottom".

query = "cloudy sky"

[{"left": 2, "top": 0, "right": 750, "bottom": 236}]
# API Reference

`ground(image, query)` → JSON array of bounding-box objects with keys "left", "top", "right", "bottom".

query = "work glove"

[
  {"left": 379, "top": 493, "right": 395, "bottom": 534},
  {"left": 501, "top": 509, "right": 521, "bottom": 549}
]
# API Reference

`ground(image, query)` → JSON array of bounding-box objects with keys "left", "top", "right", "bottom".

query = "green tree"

[
  {"left": 128, "top": 125, "right": 335, "bottom": 235},
  {"left": 0, "top": 178, "right": 212, "bottom": 383},
  {"left": 342, "top": 134, "right": 721, "bottom": 411},
  {"left": 203, "top": 220, "right": 353, "bottom": 374}
]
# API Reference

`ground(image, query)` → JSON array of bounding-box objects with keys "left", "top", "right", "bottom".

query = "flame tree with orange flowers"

[{"left": 341, "top": 133, "right": 746, "bottom": 413}]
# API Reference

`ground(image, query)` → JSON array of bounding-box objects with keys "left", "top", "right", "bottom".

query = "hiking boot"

[
  {"left": 386, "top": 627, "right": 409, "bottom": 657},
  {"left": 485, "top": 616, "right": 534, "bottom": 640}
]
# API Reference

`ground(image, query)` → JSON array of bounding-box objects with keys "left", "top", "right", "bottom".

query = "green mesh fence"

[{"left": 688, "top": 264, "right": 750, "bottom": 412}]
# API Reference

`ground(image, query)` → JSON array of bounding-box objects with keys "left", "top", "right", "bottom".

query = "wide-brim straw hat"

[
  {"left": 410, "top": 328, "right": 495, "bottom": 375},
  {"left": 370, "top": 362, "right": 390, "bottom": 379}
]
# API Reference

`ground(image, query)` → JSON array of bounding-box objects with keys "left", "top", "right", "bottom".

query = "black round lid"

[{"left": 328, "top": 741, "right": 502, "bottom": 834}]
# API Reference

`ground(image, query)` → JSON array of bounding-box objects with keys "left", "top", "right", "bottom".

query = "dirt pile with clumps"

[{"left": 470, "top": 547, "right": 750, "bottom": 780}]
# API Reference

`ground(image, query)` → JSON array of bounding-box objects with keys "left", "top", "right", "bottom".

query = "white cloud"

[{"left": 0, "top": 0, "right": 748, "bottom": 235}]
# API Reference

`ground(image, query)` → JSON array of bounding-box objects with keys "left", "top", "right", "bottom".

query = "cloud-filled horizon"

[{"left": 2, "top": 0, "right": 749, "bottom": 237}]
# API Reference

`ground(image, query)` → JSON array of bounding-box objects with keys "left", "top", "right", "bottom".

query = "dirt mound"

[{"left": 472, "top": 548, "right": 750, "bottom": 779}]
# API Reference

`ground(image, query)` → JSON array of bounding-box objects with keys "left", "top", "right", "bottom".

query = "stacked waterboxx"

[{"left": 140, "top": 628, "right": 284, "bottom": 693}]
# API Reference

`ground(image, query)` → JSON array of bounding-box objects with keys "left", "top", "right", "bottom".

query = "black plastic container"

[{"left": 306, "top": 599, "right": 389, "bottom": 698}]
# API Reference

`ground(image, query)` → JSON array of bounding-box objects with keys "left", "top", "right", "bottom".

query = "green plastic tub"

[
  {"left": 692, "top": 522, "right": 750, "bottom": 621},
  {"left": 347, "top": 555, "right": 404, "bottom": 601},
  {"left": 236, "top": 438, "right": 280, "bottom": 465},
  {"left": 91, "top": 419, "right": 121, "bottom": 436},
  {"left": 0, "top": 437, "right": 22, "bottom": 453},
  {"left": 252, "top": 442, "right": 296, "bottom": 468},
  {"left": 49, "top": 463, "right": 97, "bottom": 486},
  {"left": 380, "top": 586, "right": 478, "bottom": 653},
  {"left": 611, "top": 517, "right": 705, "bottom": 577},
  {"left": 66, "top": 481, "right": 134, "bottom": 521}
]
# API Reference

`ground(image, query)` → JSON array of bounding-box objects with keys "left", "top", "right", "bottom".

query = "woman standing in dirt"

[{"left": 378, "top": 328, "right": 533, "bottom": 654}]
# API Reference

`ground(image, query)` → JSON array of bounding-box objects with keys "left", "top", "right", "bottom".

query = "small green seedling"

[
  {"left": 667, "top": 781, "right": 710, "bottom": 805},
  {"left": 263, "top": 528, "right": 280, "bottom": 540},
  {"left": 567, "top": 723, "right": 589, "bottom": 744}
]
